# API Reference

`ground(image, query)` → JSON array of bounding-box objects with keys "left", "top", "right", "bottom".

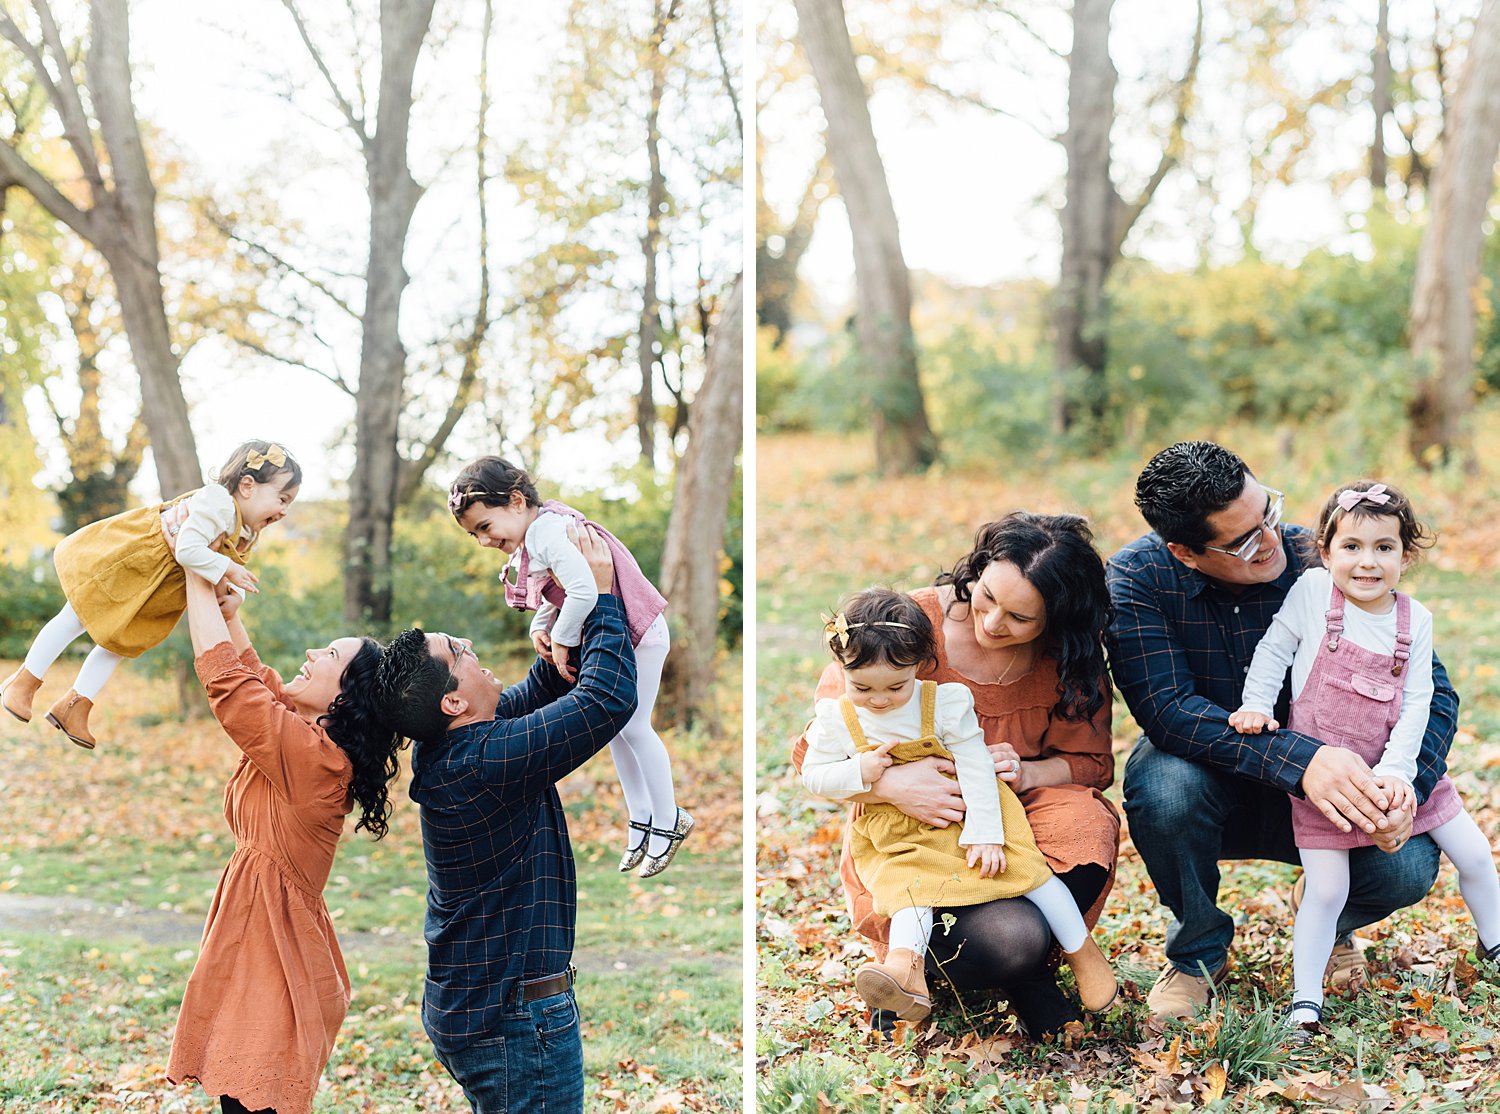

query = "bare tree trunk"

[
  {"left": 1408, "top": 0, "right": 1500, "bottom": 465},
  {"left": 1372, "top": 0, "right": 1392, "bottom": 193},
  {"left": 0, "top": 0, "right": 200, "bottom": 497},
  {"left": 638, "top": 0, "right": 682, "bottom": 468},
  {"left": 795, "top": 0, "right": 936, "bottom": 474},
  {"left": 1054, "top": 0, "right": 1117, "bottom": 435},
  {"left": 659, "top": 275, "right": 742, "bottom": 728},
  {"left": 324, "top": 0, "right": 436, "bottom": 624},
  {"left": 756, "top": 151, "right": 832, "bottom": 348}
]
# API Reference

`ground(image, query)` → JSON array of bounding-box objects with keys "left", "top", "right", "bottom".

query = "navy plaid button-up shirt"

[
  {"left": 409, "top": 594, "right": 637, "bottom": 1054},
  {"left": 1107, "top": 525, "right": 1456, "bottom": 800}
]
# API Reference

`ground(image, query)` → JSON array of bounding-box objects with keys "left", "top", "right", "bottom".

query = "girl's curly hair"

[{"left": 318, "top": 637, "right": 406, "bottom": 840}]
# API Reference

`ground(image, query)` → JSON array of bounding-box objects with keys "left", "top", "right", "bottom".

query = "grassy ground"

[
  {"left": 756, "top": 430, "right": 1500, "bottom": 1112},
  {"left": 0, "top": 644, "right": 742, "bottom": 1113}
]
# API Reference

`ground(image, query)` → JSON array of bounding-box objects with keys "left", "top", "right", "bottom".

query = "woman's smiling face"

[
  {"left": 283, "top": 636, "right": 364, "bottom": 714},
  {"left": 968, "top": 560, "right": 1047, "bottom": 649}
]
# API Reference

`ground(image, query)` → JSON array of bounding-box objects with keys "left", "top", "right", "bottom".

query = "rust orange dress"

[
  {"left": 792, "top": 587, "right": 1120, "bottom": 954},
  {"left": 167, "top": 641, "right": 354, "bottom": 1114}
]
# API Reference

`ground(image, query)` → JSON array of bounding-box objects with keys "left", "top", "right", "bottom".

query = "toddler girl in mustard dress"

[
  {"left": 801, "top": 588, "right": 1117, "bottom": 1022},
  {"left": 1, "top": 441, "right": 300, "bottom": 749}
]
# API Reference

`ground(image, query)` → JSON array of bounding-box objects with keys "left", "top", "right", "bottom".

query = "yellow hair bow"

[
  {"left": 247, "top": 444, "right": 287, "bottom": 470},
  {"left": 822, "top": 610, "right": 912, "bottom": 652}
]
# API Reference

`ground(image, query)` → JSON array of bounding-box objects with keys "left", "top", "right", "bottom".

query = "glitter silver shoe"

[
  {"left": 618, "top": 819, "right": 652, "bottom": 873},
  {"left": 638, "top": 808, "right": 694, "bottom": 878}
]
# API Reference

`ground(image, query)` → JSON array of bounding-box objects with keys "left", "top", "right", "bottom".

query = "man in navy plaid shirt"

[
  {"left": 1108, "top": 442, "right": 1455, "bottom": 1023},
  {"left": 380, "top": 527, "right": 636, "bottom": 1113}
]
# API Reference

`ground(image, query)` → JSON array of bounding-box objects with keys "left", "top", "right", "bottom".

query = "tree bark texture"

[
  {"left": 756, "top": 152, "right": 832, "bottom": 347},
  {"left": 1053, "top": 0, "right": 1118, "bottom": 435},
  {"left": 659, "top": 275, "right": 742, "bottom": 728},
  {"left": 1372, "top": 0, "right": 1391, "bottom": 193},
  {"left": 341, "top": 0, "right": 436, "bottom": 624},
  {"left": 1408, "top": 0, "right": 1500, "bottom": 464},
  {"left": 0, "top": 0, "right": 201, "bottom": 496},
  {"left": 637, "top": 0, "right": 681, "bottom": 468},
  {"left": 794, "top": 0, "right": 936, "bottom": 474}
]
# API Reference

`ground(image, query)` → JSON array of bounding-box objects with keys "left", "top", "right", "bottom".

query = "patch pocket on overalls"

[
  {"left": 1316, "top": 674, "right": 1397, "bottom": 738},
  {"left": 535, "top": 994, "right": 579, "bottom": 1042}
]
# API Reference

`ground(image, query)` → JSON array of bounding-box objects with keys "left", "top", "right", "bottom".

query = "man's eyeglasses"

[{"left": 1202, "top": 488, "right": 1285, "bottom": 562}]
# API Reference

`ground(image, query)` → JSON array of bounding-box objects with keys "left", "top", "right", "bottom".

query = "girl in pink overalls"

[
  {"left": 447, "top": 456, "right": 691, "bottom": 878},
  {"left": 1231, "top": 480, "right": 1500, "bottom": 1030}
]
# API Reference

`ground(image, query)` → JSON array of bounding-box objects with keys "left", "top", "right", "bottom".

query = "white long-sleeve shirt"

[
  {"left": 1237, "top": 567, "right": 1434, "bottom": 787},
  {"left": 168, "top": 485, "right": 254, "bottom": 587},
  {"left": 513, "top": 510, "right": 598, "bottom": 649},
  {"left": 801, "top": 681, "right": 1004, "bottom": 847}
]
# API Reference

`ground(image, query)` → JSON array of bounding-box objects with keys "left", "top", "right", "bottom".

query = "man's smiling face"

[{"left": 427, "top": 631, "right": 503, "bottom": 724}]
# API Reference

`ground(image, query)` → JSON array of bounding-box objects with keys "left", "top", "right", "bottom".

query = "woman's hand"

[
  {"left": 864, "top": 757, "right": 965, "bottom": 827},
  {"left": 989, "top": 742, "right": 1030, "bottom": 792},
  {"left": 858, "top": 739, "right": 899, "bottom": 787},
  {"left": 966, "top": 842, "right": 1006, "bottom": 878}
]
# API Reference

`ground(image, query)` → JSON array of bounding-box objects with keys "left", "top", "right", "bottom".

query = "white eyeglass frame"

[{"left": 1202, "top": 488, "right": 1285, "bottom": 562}]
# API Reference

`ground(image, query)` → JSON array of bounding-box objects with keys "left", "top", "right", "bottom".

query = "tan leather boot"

[
  {"left": 1146, "top": 959, "right": 1228, "bottom": 1022},
  {"left": 45, "top": 689, "right": 97, "bottom": 750},
  {"left": 854, "top": 947, "right": 932, "bottom": 1022},
  {"left": 1, "top": 667, "right": 44, "bottom": 723},
  {"left": 1063, "top": 935, "right": 1119, "bottom": 1012}
]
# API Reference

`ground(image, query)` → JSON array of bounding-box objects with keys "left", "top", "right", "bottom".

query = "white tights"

[
  {"left": 1293, "top": 811, "right": 1500, "bottom": 1024},
  {"left": 24, "top": 602, "right": 122, "bottom": 700},
  {"left": 889, "top": 875, "right": 1089, "bottom": 956},
  {"left": 610, "top": 622, "right": 678, "bottom": 857}
]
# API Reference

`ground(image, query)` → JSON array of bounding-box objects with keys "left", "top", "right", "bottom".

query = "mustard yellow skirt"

[
  {"left": 54, "top": 504, "right": 190, "bottom": 658},
  {"left": 851, "top": 778, "right": 1053, "bottom": 916}
]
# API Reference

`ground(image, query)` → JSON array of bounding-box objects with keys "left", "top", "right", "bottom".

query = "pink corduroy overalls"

[
  {"left": 1288, "top": 582, "right": 1462, "bottom": 850},
  {"left": 502, "top": 500, "right": 668, "bottom": 649}
]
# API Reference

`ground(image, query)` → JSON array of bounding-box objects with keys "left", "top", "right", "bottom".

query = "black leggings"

[
  {"left": 221, "top": 1097, "right": 276, "bottom": 1114},
  {"left": 888, "top": 864, "right": 1111, "bottom": 1038}
]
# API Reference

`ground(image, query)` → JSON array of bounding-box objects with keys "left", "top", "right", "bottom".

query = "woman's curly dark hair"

[
  {"left": 318, "top": 637, "right": 406, "bottom": 840},
  {"left": 934, "top": 512, "right": 1114, "bottom": 723}
]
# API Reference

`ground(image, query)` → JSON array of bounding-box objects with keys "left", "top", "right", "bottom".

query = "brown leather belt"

[{"left": 520, "top": 965, "right": 576, "bottom": 1003}]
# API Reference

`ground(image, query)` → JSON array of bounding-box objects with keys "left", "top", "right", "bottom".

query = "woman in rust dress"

[
  {"left": 793, "top": 512, "right": 1120, "bottom": 1036},
  {"left": 167, "top": 574, "right": 402, "bottom": 1114}
]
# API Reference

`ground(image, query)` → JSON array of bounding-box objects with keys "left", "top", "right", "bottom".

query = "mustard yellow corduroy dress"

[
  {"left": 53, "top": 491, "right": 253, "bottom": 658},
  {"left": 848, "top": 680, "right": 1053, "bottom": 916}
]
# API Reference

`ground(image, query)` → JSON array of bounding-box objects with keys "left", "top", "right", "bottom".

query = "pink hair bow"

[{"left": 1336, "top": 484, "right": 1390, "bottom": 512}]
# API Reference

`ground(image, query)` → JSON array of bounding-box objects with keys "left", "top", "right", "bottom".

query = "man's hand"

[
  {"left": 531, "top": 629, "right": 554, "bottom": 659},
  {"left": 865, "top": 757, "right": 965, "bottom": 827},
  {"left": 551, "top": 641, "right": 577, "bottom": 683},
  {"left": 222, "top": 565, "right": 259, "bottom": 594},
  {"left": 568, "top": 523, "right": 614, "bottom": 592},
  {"left": 1229, "top": 708, "right": 1279, "bottom": 734},
  {"left": 1370, "top": 797, "right": 1415, "bottom": 853},
  {"left": 858, "top": 739, "right": 899, "bottom": 787},
  {"left": 1301, "top": 746, "right": 1390, "bottom": 834},
  {"left": 966, "top": 842, "right": 1006, "bottom": 878}
]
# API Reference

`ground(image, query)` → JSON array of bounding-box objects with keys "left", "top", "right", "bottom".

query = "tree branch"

[
  {"left": 206, "top": 209, "right": 361, "bottom": 320},
  {"left": 29, "top": 0, "right": 106, "bottom": 193},
  {"left": 0, "top": 137, "right": 95, "bottom": 240},
  {"left": 279, "top": 0, "right": 370, "bottom": 149},
  {"left": 229, "top": 335, "right": 355, "bottom": 395},
  {"left": 706, "top": 0, "right": 742, "bottom": 140},
  {"left": 864, "top": 50, "right": 1061, "bottom": 143}
]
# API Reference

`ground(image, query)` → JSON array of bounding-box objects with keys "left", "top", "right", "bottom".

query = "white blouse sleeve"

[
  {"left": 526, "top": 514, "right": 598, "bottom": 648},
  {"left": 530, "top": 599, "right": 560, "bottom": 638},
  {"left": 1371, "top": 603, "right": 1434, "bottom": 787},
  {"left": 800, "top": 699, "right": 870, "bottom": 800},
  {"left": 939, "top": 683, "right": 1005, "bottom": 847},
  {"left": 172, "top": 486, "right": 237, "bottom": 586},
  {"left": 1237, "top": 569, "right": 1321, "bottom": 716}
]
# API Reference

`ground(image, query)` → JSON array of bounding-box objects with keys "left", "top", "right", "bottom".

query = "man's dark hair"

[
  {"left": 378, "top": 629, "right": 459, "bottom": 745},
  {"left": 1135, "top": 441, "right": 1252, "bottom": 552}
]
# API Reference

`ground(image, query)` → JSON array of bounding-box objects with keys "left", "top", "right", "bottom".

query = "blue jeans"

[
  {"left": 1123, "top": 737, "right": 1441, "bottom": 974},
  {"left": 434, "top": 990, "right": 583, "bottom": 1114}
]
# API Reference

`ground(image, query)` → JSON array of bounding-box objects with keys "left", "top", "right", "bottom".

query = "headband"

[
  {"left": 1336, "top": 484, "right": 1391, "bottom": 513},
  {"left": 448, "top": 486, "right": 505, "bottom": 514},
  {"left": 822, "top": 610, "right": 914, "bottom": 653}
]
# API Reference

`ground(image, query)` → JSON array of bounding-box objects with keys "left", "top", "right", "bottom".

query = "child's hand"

[
  {"left": 531, "top": 630, "right": 553, "bottom": 659},
  {"left": 222, "top": 565, "right": 260, "bottom": 594},
  {"left": 1229, "top": 708, "right": 1277, "bottom": 734},
  {"left": 858, "top": 739, "right": 899, "bottom": 786},
  {"left": 1374, "top": 775, "right": 1416, "bottom": 818},
  {"left": 966, "top": 843, "right": 1006, "bottom": 878},
  {"left": 215, "top": 581, "right": 244, "bottom": 620},
  {"left": 551, "top": 641, "right": 577, "bottom": 683}
]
